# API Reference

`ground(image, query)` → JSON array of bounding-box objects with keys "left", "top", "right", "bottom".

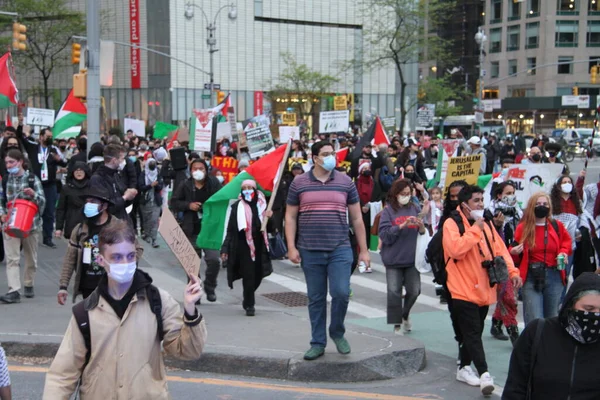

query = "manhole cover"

[{"left": 262, "top": 292, "right": 308, "bottom": 307}]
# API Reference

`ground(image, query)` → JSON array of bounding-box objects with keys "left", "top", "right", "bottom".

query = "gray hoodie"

[{"left": 378, "top": 203, "right": 421, "bottom": 267}]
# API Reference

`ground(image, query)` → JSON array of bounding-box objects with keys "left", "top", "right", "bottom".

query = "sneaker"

[
  {"left": 245, "top": 307, "right": 255, "bottom": 317},
  {"left": 403, "top": 317, "right": 412, "bottom": 333},
  {"left": 331, "top": 337, "right": 351, "bottom": 354},
  {"left": 480, "top": 372, "right": 495, "bottom": 396},
  {"left": 43, "top": 239, "right": 57, "bottom": 249},
  {"left": 303, "top": 346, "right": 325, "bottom": 361},
  {"left": 0, "top": 291, "right": 21, "bottom": 304},
  {"left": 206, "top": 292, "right": 217, "bottom": 302},
  {"left": 24, "top": 286, "right": 34, "bottom": 298},
  {"left": 152, "top": 240, "right": 159, "bottom": 248},
  {"left": 394, "top": 324, "right": 404, "bottom": 335},
  {"left": 456, "top": 366, "right": 480, "bottom": 387},
  {"left": 365, "top": 266, "right": 373, "bottom": 273}
]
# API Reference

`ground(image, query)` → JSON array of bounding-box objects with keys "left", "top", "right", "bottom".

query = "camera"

[{"left": 481, "top": 259, "right": 495, "bottom": 270}]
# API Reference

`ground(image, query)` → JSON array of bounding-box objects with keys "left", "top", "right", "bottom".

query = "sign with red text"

[
  {"left": 254, "top": 91, "right": 263, "bottom": 116},
  {"left": 211, "top": 156, "right": 239, "bottom": 183},
  {"left": 129, "top": 0, "right": 141, "bottom": 89}
]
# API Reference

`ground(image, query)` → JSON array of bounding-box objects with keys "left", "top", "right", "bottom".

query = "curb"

[{"left": 3, "top": 340, "right": 426, "bottom": 383}]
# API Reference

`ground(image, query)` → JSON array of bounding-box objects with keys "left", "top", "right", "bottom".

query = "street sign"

[
  {"left": 201, "top": 94, "right": 211, "bottom": 99},
  {"left": 204, "top": 83, "right": 221, "bottom": 90},
  {"left": 474, "top": 111, "right": 484, "bottom": 124},
  {"left": 480, "top": 69, "right": 486, "bottom": 77}
]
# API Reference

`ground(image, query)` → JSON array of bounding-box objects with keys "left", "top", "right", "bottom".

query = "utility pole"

[{"left": 86, "top": 0, "right": 101, "bottom": 158}]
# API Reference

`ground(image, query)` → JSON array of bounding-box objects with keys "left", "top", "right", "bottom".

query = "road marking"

[{"left": 8, "top": 365, "right": 430, "bottom": 400}]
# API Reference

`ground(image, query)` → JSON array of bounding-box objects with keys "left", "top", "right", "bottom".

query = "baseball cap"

[{"left": 467, "top": 136, "right": 481, "bottom": 145}]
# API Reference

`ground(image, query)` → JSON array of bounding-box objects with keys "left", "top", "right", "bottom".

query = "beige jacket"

[{"left": 43, "top": 285, "right": 207, "bottom": 400}]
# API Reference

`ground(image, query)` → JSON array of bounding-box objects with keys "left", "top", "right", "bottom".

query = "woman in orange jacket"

[{"left": 509, "top": 192, "right": 572, "bottom": 326}]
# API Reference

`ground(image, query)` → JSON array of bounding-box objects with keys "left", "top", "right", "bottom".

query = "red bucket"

[{"left": 5, "top": 199, "right": 38, "bottom": 239}]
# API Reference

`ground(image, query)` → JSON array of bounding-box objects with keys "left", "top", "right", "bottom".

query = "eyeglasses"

[{"left": 319, "top": 152, "right": 336, "bottom": 157}]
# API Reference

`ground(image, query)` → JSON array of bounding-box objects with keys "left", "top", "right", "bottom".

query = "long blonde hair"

[{"left": 520, "top": 191, "right": 554, "bottom": 249}]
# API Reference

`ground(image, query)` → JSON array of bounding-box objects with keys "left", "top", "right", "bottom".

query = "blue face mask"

[
  {"left": 128, "top": 156, "right": 137, "bottom": 163},
  {"left": 83, "top": 202, "right": 101, "bottom": 218},
  {"left": 242, "top": 189, "right": 254, "bottom": 202},
  {"left": 7, "top": 166, "right": 19, "bottom": 175},
  {"left": 320, "top": 155, "right": 336, "bottom": 171}
]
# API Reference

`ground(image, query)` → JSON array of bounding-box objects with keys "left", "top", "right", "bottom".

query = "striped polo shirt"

[{"left": 287, "top": 169, "right": 359, "bottom": 251}]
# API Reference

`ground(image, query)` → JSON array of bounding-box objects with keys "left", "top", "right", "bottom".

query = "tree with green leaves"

[
  {"left": 349, "top": 0, "right": 454, "bottom": 133},
  {"left": 268, "top": 52, "right": 340, "bottom": 126},
  {"left": 1, "top": 0, "right": 85, "bottom": 109},
  {"left": 418, "top": 76, "right": 467, "bottom": 119}
]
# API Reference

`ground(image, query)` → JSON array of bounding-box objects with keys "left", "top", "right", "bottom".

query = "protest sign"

[
  {"left": 381, "top": 117, "right": 396, "bottom": 135},
  {"left": 124, "top": 118, "right": 146, "bottom": 137},
  {"left": 435, "top": 139, "right": 462, "bottom": 189},
  {"left": 158, "top": 207, "right": 201, "bottom": 277},
  {"left": 279, "top": 126, "right": 300, "bottom": 143},
  {"left": 216, "top": 122, "right": 233, "bottom": 141},
  {"left": 211, "top": 156, "right": 239, "bottom": 183},
  {"left": 26, "top": 107, "right": 55, "bottom": 127},
  {"left": 416, "top": 104, "right": 435, "bottom": 131},
  {"left": 245, "top": 124, "right": 275, "bottom": 158},
  {"left": 190, "top": 103, "right": 226, "bottom": 152},
  {"left": 334, "top": 96, "right": 347, "bottom": 110},
  {"left": 282, "top": 113, "right": 297, "bottom": 126},
  {"left": 444, "top": 155, "right": 483, "bottom": 193},
  {"left": 319, "top": 110, "right": 350, "bottom": 133}
]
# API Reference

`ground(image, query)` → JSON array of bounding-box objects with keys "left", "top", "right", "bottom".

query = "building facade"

[{"left": 14, "top": 0, "right": 418, "bottom": 134}]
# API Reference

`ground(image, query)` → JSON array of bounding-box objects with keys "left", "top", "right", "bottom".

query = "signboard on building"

[
  {"left": 129, "top": 0, "right": 141, "bottom": 89},
  {"left": 416, "top": 104, "right": 435, "bottom": 131},
  {"left": 319, "top": 110, "right": 350, "bottom": 133},
  {"left": 482, "top": 99, "right": 502, "bottom": 112},
  {"left": 254, "top": 91, "right": 264, "bottom": 116},
  {"left": 334, "top": 96, "right": 347, "bottom": 110},
  {"left": 282, "top": 113, "right": 297, "bottom": 126},
  {"left": 562, "top": 95, "right": 590, "bottom": 109}
]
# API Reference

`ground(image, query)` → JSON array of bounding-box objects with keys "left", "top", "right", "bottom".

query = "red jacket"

[{"left": 509, "top": 219, "right": 572, "bottom": 284}]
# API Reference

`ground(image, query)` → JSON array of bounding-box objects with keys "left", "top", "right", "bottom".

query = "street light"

[
  {"left": 474, "top": 27, "right": 487, "bottom": 119},
  {"left": 184, "top": 1, "right": 237, "bottom": 105}
]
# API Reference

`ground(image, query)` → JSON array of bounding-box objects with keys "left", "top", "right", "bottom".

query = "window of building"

[
  {"left": 508, "top": 59, "right": 518, "bottom": 76},
  {"left": 528, "top": 0, "right": 541, "bottom": 17},
  {"left": 555, "top": 21, "right": 579, "bottom": 47},
  {"left": 507, "top": 25, "right": 520, "bottom": 51},
  {"left": 590, "top": 0, "right": 600, "bottom": 15},
  {"left": 509, "top": 88, "right": 535, "bottom": 97},
  {"left": 588, "top": 21, "right": 600, "bottom": 47},
  {"left": 509, "top": 1, "right": 521, "bottom": 20},
  {"left": 483, "top": 89, "right": 500, "bottom": 99},
  {"left": 491, "top": 0, "right": 502, "bottom": 23},
  {"left": 491, "top": 61, "right": 500, "bottom": 78},
  {"left": 557, "top": 0, "right": 579, "bottom": 15},
  {"left": 527, "top": 57, "right": 537, "bottom": 75},
  {"left": 490, "top": 28, "right": 502, "bottom": 53},
  {"left": 558, "top": 56, "right": 574, "bottom": 74},
  {"left": 526, "top": 22, "right": 540, "bottom": 48}
]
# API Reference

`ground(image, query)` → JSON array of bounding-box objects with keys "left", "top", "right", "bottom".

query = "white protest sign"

[
  {"left": 278, "top": 126, "right": 300, "bottom": 143},
  {"left": 124, "top": 118, "right": 146, "bottom": 137},
  {"left": 26, "top": 108, "right": 55, "bottom": 127},
  {"left": 319, "top": 110, "right": 350, "bottom": 133}
]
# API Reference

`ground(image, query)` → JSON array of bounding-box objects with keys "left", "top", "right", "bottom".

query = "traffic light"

[
  {"left": 572, "top": 86, "right": 579, "bottom": 96},
  {"left": 12, "top": 22, "right": 27, "bottom": 51},
  {"left": 217, "top": 90, "right": 225, "bottom": 104},
  {"left": 71, "top": 43, "right": 82, "bottom": 65},
  {"left": 592, "top": 66, "right": 598, "bottom": 84}
]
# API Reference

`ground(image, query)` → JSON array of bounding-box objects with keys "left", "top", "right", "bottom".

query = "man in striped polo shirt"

[{"left": 286, "top": 141, "right": 371, "bottom": 361}]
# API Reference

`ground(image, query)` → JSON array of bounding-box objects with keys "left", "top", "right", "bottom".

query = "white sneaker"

[
  {"left": 365, "top": 266, "right": 373, "bottom": 273},
  {"left": 480, "top": 372, "right": 495, "bottom": 396},
  {"left": 456, "top": 366, "right": 480, "bottom": 387},
  {"left": 403, "top": 317, "right": 412, "bottom": 333},
  {"left": 394, "top": 324, "right": 403, "bottom": 335}
]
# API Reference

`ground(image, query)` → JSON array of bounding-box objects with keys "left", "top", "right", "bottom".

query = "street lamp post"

[
  {"left": 474, "top": 27, "right": 487, "bottom": 124},
  {"left": 184, "top": 2, "right": 237, "bottom": 105}
]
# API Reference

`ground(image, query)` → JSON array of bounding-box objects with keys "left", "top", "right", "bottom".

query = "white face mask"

[
  {"left": 192, "top": 170, "right": 205, "bottom": 181},
  {"left": 216, "top": 175, "right": 224, "bottom": 183},
  {"left": 118, "top": 160, "right": 126, "bottom": 171},
  {"left": 107, "top": 262, "right": 137, "bottom": 284},
  {"left": 398, "top": 195, "right": 411, "bottom": 205},
  {"left": 470, "top": 209, "right": 484, "bottom": 220},
  {"left": 561, "top": 183, "right": 573, "bottom": 194}
]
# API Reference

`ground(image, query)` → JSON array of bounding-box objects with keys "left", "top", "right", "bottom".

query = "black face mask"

[
  {"left": 6, "top": 145, "right": 18, "bottom": 150},
  {"left": 149, "top": 146, "right": 155, "bottom": 151},
  {"left": 149, "top": 163, "right": 156, "bottom": 171},
  {"left": 446, "top": 199, "right": 460, "bottom": 211},
  {"left": 531, "top": 154, "right": 542, "bottom": 162},
  {"left": 59, "top": 146, "right": 67, "bottom": 151},
  {"left": 361, "top": 170, "right": 372, "bottom": 177},
  {"left": 534, "top": 205, "right": 550, "bottom": 218},
  {"left": 548, "top": 152, "right": 556, "bottom": 158},
  {"left": 404, "top": 172, "right": 415, "bottom": 180},
  {"left": 44, "top": 137, "right": 53, "bottom": 146}
]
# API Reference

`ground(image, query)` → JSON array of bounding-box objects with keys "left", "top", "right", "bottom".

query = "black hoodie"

[
  {"left": 503, "top": 273, "right": 600, "bottom": 400},
  {"left": 55, "top": 162, "right": 91, "bottom": 238}
]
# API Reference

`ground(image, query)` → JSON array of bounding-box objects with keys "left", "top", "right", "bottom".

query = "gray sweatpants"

[{"left": 140, "top": 200, "right": 161, "bottom": 241}]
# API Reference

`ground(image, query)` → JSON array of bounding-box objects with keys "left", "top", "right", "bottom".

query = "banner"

[
  {"left": 319, "top": 110, "right": 350, "bottom": 133},
  {"left": 444, "top": 155, "right": 483, "bottom": 193},
  {"left": 211, "top": 156, "right": 239, "bottom": 183},
  {"left": 416, "top": 104, "right": 435, "bottom": 131},
  {"left": 381, "top": 116, "right": 396, "bottom": 135},
  {"left": 129, "top": 0, "right": 141, "bottom": 89},
  {"left": 279, "top": 126, "right": 300, "bottom": 143},
  {"left": 124, "top": 118, "right": 145, "bottom": 137},
  {"left": 254, "top": 91, "right": 263, "bottom": 116},
  {"left": 245, "top": 124, "right": 275, "bottom": 158},
  {"left": 190, "top": 104, "right": 224, "bottom": 152},
  {"left": 434, "top": 139, "right": 462, "bottom": 189}
]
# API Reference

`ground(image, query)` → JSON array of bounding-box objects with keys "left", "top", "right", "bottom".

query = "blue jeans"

[
  {"left": 523, "top": 267, "right": 564, "bottom": 326},
  {"left": 42, "top": 183, "right": 57, "bottom": 241},
  {"left": 560, "top": 254, "right": 575, "bottom": 302},
  {"left": 300, "top": 246, "right": 353, "bottom": 348}
]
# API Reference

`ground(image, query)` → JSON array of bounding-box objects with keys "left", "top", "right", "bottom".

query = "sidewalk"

[{"left": 0, "top": 237, "right": 425, "bottom": 383}]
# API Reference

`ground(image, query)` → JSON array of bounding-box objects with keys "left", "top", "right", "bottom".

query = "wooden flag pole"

[{"left": 261, "top": 139, "right": 293, "bottom": 232}]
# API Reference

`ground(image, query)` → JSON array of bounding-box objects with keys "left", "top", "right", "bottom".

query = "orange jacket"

[{"left": 442, "top": 209, "right": 519, "bottom": 307}]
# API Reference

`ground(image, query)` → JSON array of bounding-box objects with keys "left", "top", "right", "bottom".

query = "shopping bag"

[
  {"left": 269, "top": 232, "right": 288, "bottom": 259},
  {"left": 415, "top": 231, "right": 432, "bottom": 273}
]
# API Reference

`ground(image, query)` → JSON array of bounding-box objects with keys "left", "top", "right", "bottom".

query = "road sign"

[
  {"left": 204, "top": 83, "right": 221, "bottom": 90},
  {"left": 480, "top": 69, "right": 486, "bottom": 77},
  {"left": 201, "top": 94, "right": 211, "bottom": 99}
]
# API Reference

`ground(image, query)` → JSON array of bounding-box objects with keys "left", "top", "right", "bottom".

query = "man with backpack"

[
  {"left": 442, "top": 185, "right": 522, "bottom": 396},
  {"left": 43, "top": 218, "right": 206, "bottom": 399}
]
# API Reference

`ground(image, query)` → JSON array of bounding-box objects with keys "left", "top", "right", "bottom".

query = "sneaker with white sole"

[
  {"left": 403, "top": 317, "right": 412, "bottom": 333},
  {"left": 393, "top": 324, "right": 403, "bottom": 335},
  {"left": 456, "top": 366, "right": 480, "bottom": 387},
  {"left": 480, "top": 372, "right": 495, "bottom": 396}
]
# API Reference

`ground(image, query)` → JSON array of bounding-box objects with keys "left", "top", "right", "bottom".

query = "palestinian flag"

[
  {"left": 54, "top": 89, "right": 87, "bottom": 138},
  {"left": 350, "top": 117, "right": 390, "bottom": 159},
  {"left": 5, "top": 111, "right": 12, "bottom": 127},
  {"left": 190, "top": 94, "right": 230, "bottom": 152},
  {"left": 196, "top": 144, "right": 288, "bottom": 250},
  {"left": 0, "top": 53, "right": 18, "bottom": 109}
]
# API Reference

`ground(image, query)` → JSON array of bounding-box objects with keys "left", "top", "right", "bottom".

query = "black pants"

[
  {"left": 443, "top": 283, "right": 463, "bottom": 346},
  {"left": 453, "top": 299, "right": 489, "bottom": 376},
  {"left": 239, "top": 234, "right": 264, "bottom": 309}
]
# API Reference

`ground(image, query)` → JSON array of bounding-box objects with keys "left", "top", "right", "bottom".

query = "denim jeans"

[
  {"left": 523, "top": 267, "right": 564, "bottom": 326},
  {"left": 42, "top": 183, "right": 57, "bottom": 241},
  {"left": 300, "top": 246, "right": 353, "bottom": 348},
  {"left": 385, "top": 267, "right": 421, "bottom": 324},
  {"left": 560, "top": 254, "right": 575, "bottom": 303}
]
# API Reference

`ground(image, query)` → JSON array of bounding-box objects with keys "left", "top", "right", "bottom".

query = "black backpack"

[
  {"left": 72, "top": 285, "right": 164, "bottom": 366},
  {"left": 426, "top": 210, "right": 465, "bottom": 285}
]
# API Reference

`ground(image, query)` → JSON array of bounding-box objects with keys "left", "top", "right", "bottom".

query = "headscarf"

[
  {"left": 153, "top": 147, "right": 168, "bottom": 163},
  {"left": 68, "top": 161, "right": 91, "bottom": 189},
  {"left": 236, "top": 180, "right": 269, "bottom": 261},
  {"left": 145, "top": 158, "right": 159, "bottom": 186}
]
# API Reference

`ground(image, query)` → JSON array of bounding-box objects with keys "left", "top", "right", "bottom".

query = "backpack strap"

[
  {"left": 27, "top": 172, "right": 35, "bottom": 190},
  {"left": 526, "top": 319, "right": 545, "bottom": 399},
  {"left": 550, "top": 219, "right": 560, "bottom": 240},
  {"left": 72, "top": 301, "right": 91, "bottom": 366},
  {"left": 146, "top": 285, "right": 164, "bottom": 342}
]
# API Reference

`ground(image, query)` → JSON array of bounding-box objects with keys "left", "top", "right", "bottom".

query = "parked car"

[{"left": 561, "top": 128, "right": 594, "bottom": 145}]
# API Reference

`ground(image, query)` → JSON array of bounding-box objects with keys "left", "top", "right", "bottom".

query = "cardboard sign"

[
  {"left": 124, "top": 118, "right": 146, "bottom": 137},
  {"left": 444, "top": 155, "right": 482, "bottom": 193},
  {"left": 158, "top": 207, "right": 201, "bottom": 277},
  {"left": 211, "top": 156, "right": 239, "bottom": 183},
  {"left": 27, "top": 107, "right": 55, "bottom": 127}
]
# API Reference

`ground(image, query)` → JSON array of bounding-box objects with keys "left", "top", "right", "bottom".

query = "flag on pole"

[
  {"left": 167, "top": 130, "right": 179, "bottom": 150},
  {"left": 336, "top": 147, "right": 349, "bottom": 166},
  {"left": 350, "top": 117, "right": 389, "bottom": 159},
  {"left": 5, "top": 111, "right": 12, "bottom": 127},
  {"left": 53, "top": 89, "right": 87, "bottom": 138},
  {"left": 153, "top": 121, "right": 178, "bottom": 139},
  {"left": 0, "top": 53, "right": 18, "bottom": 109},
  {"left": 196, "top": 144, "right": 288, "bottom": 250}
]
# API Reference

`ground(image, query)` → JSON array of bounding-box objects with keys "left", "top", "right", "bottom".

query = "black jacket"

[
  {"left": 573, "top": 227, "right": 597, "bottom": 279},
  {"left": 170, "top": 176, "right": 222, "bottom": 238},
  {"left": 485, "top": 141, "right": 501, "bottom": 163},
  {"left": 396, "top": 150, "right": 428, "bottom": 182},
  {"left": 120, "top": 158, "right": 138, "bottom": 189},
  {"left": 89, "top": 165, "right": 129, "bottom": 221},
  {"left": 503, "top": 273, "right": 600, "bottom": 400},
  {"left": 16, "top": 125, "right": 67, "bottom": 185},
  {"left": 138, "top": 172, "right": 164, "bottom": 208},
  {"left": 55, "top": 164, "right": 90, "bottom": 239},
  {"left": 67, "top": 151, "right": 87, "bottom": 171}
]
